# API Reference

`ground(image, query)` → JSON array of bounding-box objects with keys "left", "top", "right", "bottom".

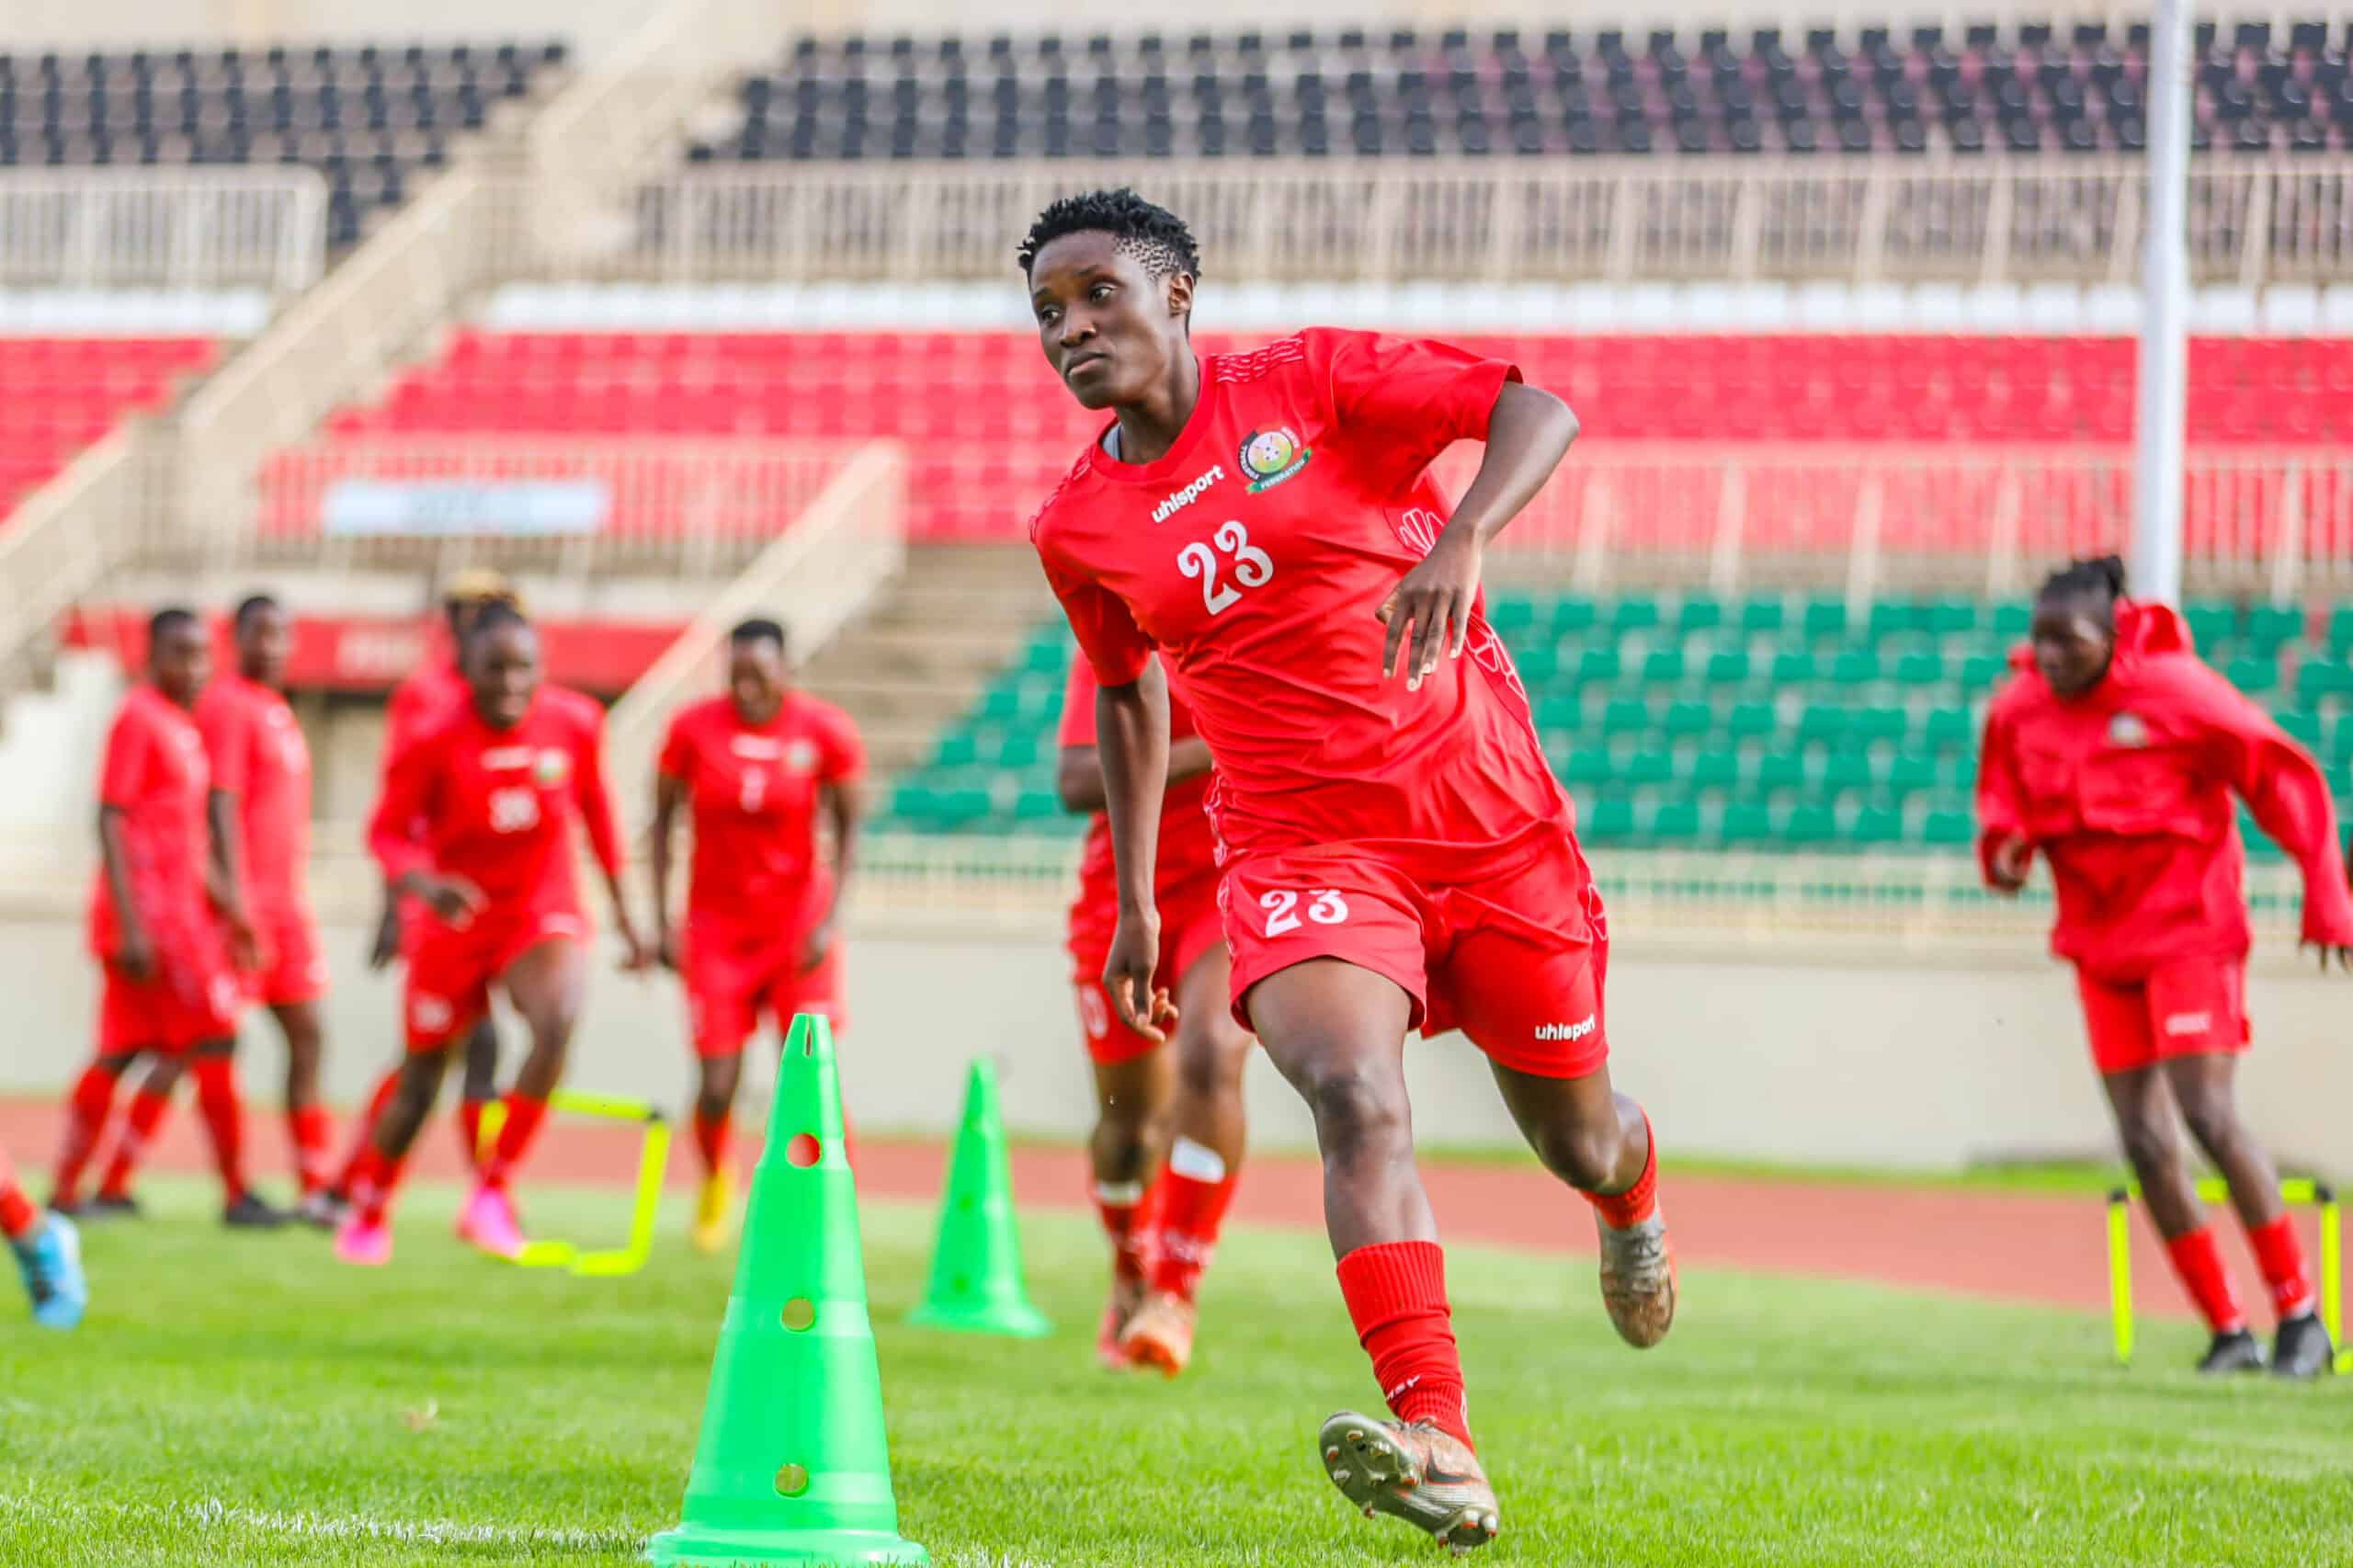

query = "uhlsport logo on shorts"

[
  {"left": 1238, "top": 427, "right": 1311, "bottom": 493},
  {"left": 1534, "top": 1013, "right": 1597, "bottom": 1043}
]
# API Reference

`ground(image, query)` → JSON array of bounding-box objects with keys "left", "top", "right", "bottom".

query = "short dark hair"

[
  {"left": 149, "top": 606, "right": 199, "bottom": 645},
  {"left": 466, "top": 597, "right": 531, "bottom": 649},
  {"left": 730, "top": 617, "right": 787, "bottom": 651},
  {"left": 1017, "top": 187, "right": 1201, "bottom": 281},
  {"left": 233, "top": 593, "right": 280, "bottom": 631},
  {"left": 2038, "top": 554, "right": 2128, "bottom": 610}
]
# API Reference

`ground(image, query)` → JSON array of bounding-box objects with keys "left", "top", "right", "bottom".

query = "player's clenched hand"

[
  {"left": 1103, "top": 911, "right": 1176, "bottom": 1044},
  {"left": 654, "top": 926, "right": 682, "bottom": 972},
  {"left": 798, "top": 915, "right": 837, "bottom": 976},
  {"left": 368, "top": 903, "right": 402, "bottom": 971},
  {"left": 225, "top": 913, "right": 263, "bottom": 974},
  {"left": 115, "top": 928, "right": 155, "bottom": 983},
  {"left": 410, "top": 873, "right": 487, "bottom": 927},
  {"left": 614, "top": 912, "right": 652, "bottom": 973},
  {"left": 2299, "top": 939, "right": 2353, "bottom": 973},
  {"left": 1987, "top": 835, "right": 2032, "bottom": 894},
  {"left": 1377, "top": 529, "right": 1483, "bottom": 691}
]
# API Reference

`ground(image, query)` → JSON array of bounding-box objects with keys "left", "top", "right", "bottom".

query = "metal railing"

[
  {"left": 605, "top": 438, "right": 909, "bottom": 819},
  {"left": 564, "top": 155, "right": 2353, "bottom": 286},
  {"left": 244, "top": 436, "right": 863, "bottom": 576},
  {"left": 0, "top": 168, "right": 326, "bottom": 294},
  {"left": 0, "top": 432, "right": 169, "bottom": 696}
]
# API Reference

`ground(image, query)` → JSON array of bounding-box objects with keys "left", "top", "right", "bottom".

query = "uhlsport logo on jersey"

[
  {"left": 1152, "top": 462, "right": 1225, "bottom": 523},
  {"left": 1238, "top": 426, "right": 1312, "bottom": 493}
]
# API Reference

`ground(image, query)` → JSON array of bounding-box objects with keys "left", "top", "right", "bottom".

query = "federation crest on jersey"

[
  {"left": 1239, "top": 426, "right": 1312, "bottom": 493},
  {"left": 784, "top": 738, "right": 820, "bottom": 773},
  {"left": 533, "top": 748, "right": 572, "bottom": 786},
  {"left": 2107, "top": 711, "right": 2150, "bottom": 748}
]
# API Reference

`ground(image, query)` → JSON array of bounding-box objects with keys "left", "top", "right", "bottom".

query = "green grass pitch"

[{"left": 3, "top": 1178, "right": 2348, "bottom": 1566}]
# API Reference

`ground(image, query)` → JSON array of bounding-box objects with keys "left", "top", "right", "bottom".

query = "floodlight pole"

[{"left": 2132, "top": 0, "right": 2191, "bottom": 608}]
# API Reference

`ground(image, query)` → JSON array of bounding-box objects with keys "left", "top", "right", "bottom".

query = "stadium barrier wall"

[
  {"left": 0, "top": 169, "right": 326, "bottom": 295},
  {"left": 562, "top": 156, "right": 2353, "bottom": 288}
]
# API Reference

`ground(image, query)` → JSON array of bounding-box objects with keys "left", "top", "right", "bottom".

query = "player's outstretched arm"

[
  {"left": 1097, "top": 663, "right": 1176, "bottom": 1041},
  {"left": 1379, "top": 382, "right": 1577, "bottom": 687}
]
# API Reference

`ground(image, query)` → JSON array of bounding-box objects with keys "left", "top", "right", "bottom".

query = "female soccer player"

[
  {"left": 1022, "top": 189, "right": 1672, "bottom": 1553},
  {"left": 1978, "top": 556, "right": 2350, "bottom": 1378},
  {"left": 649, "top": 618, "right": 865, "bottom": 1253},
  {"left": 1057, "top": 646, "right": 1253, "bottom": 1377},
  {"left": 338, "top": 602, "right": 645, "bottom": 1266},
  {"left": 51, "top": 607, "right": 278, "bottom": 1229}
]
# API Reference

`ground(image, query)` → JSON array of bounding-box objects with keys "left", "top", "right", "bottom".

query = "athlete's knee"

[
  {"left": 1172, "top": 1019, "right": 1249, "bottom": 1104},
  {"left": 2174, "top": 1094, "right": 2244, "bottom": 1159},
  {"left": 1537, "top": 1119, "right": 1630, "bottom": 1193},
  {"left": 1302, "top": 1062, "right": 1409, "bottom": 1161},
  {"left": 2116, "top": 1114, "right": 2179, "bottom": 1176}
]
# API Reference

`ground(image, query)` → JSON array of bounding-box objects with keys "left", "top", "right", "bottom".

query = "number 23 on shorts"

[{"left": 1260, "top": 888, "right": 1349, "bottom": 935}]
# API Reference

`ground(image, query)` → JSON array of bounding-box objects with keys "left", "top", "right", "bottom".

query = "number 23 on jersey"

[
  {"left": 1177, "top": 520, "right": 1274, "bottom": 617},
  {"left": 1261, "top": 888, "right": 1348, "bottom": 935}
]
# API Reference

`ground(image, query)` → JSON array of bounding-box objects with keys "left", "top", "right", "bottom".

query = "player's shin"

[
  {"left": 96, "top": 1084, "right": 175, "bottom": 1202},
  {"left": 1336, "top": 1239, "right": 1473, "bottom": 1448},
  {"left": 50, "top": 1060, "right": 126, "bottom": 1209}
]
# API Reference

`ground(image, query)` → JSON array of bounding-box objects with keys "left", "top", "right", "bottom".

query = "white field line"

[{"left": 0, "top": 1493, "right": 639, "bottom": 1551}]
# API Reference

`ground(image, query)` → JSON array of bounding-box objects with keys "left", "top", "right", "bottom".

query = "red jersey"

[
  {"left": 1977, "top": 600, "right": 2353, "bottom": 980},
  {"left": 1030, "top": 328, "right": 1567, "bottom": 874},
  {"left": 1057, "top": 648, "right": 1222, "bottom": 896},
  {"left": 657, "top": 691, "right": 865, "bottom": 930},
  {"left": 197, "top": 673, "right": 312, "bottom": 918},
  {"left": 88, "top": 683, "right": 213, "bottom": 958},
  {"left": 367, "top": 686, "right": 622, "bottom": 916},
  {"left": 383, "top": 645, "right": 468, "bottom": 767}
]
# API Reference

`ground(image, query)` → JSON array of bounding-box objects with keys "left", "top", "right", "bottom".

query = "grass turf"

[{"left": 3, "top": 1179, "right": 2349, "bottom": 1567}]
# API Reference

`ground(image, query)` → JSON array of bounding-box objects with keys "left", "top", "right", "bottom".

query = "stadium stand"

[
  {"left": 0, "top": 333, "right": 216, "bottom": 511},
  {"left": 696, "top": 20, "right": 2353, "bottom": 163},
  {"left": 0, "top": 41, "right": 570, "bottom": 245},
  {"left": 879, "top": 595, "right": 2353, "bottom": 856}
]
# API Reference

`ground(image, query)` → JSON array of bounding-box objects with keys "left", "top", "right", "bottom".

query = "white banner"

[{"left": 322, "top": 478, "right": 611, "bottom": 538}]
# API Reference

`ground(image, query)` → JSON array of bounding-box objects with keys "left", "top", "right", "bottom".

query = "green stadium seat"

[
  {"left": 1601, "top": 698, "right": 1653, "bottom": 737},
  {"left": 1013, "top": 787, "right": 1063, "bottom": 820},
  {"left": 1487, "top": 596, "right": 1539, "bottom": 635},
  {"left": 1866, "top": 601, "right": 1921, "bottom": 643},
  {"left": 1757, "top": 751, "right": 1808, "bottom": 794},
  {"left": 1925, "top": 707, "right": 1975, "bottom": 752},
  {"left": 1623, "top": 749, "right": 1674, "bottom": 787},
  {"left": 1771, "top": 650, "right": 1818, "bottom": 686},
  {"left": 1705, "top": 649, "right": 1752, "bottom": 686},
  {"left": 932, "top": 732, "right": 979, "bottom": 768},
  {"left": 2331, "top": 607, "right": 2353, "bottom": 656},
  {"left": 1894, "top": 651, "right": 1947, "bottom": 686},
  {"left": 2245, "top": 605, "right": 2305, "bottom": 652},
  {"left": 1923, "top": 598, "right": 1979, "bottom": 638},
  {"left": 1577, "top": 647, "right": 1623, "bottom": 684},
  {"left": 1727, "top": 701, "right": 1777, "bottom": 740},
  {"left": 2295, "top": 660, "right": 2353, "bottom": 707},
  {"left": 1535, "top": 692, "right": 1582, "bottom": 733},
  {"left": 1852, "top": 804, "right": 1904, "bottom": 845},
  {"left": 977, "top": 684, "right": 1028, "bottom": 722},
  {"left": 1513, "top": 643, "right": 1561, "bottom": 685},
  {"left": 1802, "top": 598, "right": 1848, "bottom": 642},
  {"left": 1938, "top": 755, "right": 1979, "bottom": 791},
  {"left": 1829, "top": 649, "right": 1881, "bottom": 686},
  {"left": 1921, "top": 808, "right": 1974, "bottom": 847},
  {"left": 1643, "top": 648, "right": 1687, "bottom": 686},
  {"left": 1677, "top": 597, "right": 1724, "bottom": 634},
  {"left": 1023, "top": 637, "right": 1071, "bottom": 675},
  {"left": 2184, "top": 602, "right": 2237, "bottom": 653},
  {"left": 1738, "top": 598, "right": 1787, "bottom": 636},
  {"left": 1549, "top": 597, "right": 1598, "bottom": 636},
  {"left": 1959, "top": 653, "right": 2009, "bottom": 691},
  {"left": 1884, "top": 754, "right": 1938, "bottom": 796},
  {"left": 1823, "top": 752, "right": 1873, "bottom": 795},
  {"left": 1561, "top": 747, "right": 1611, "bottom": 785},
  {"left": 1783, "top": 803, "right": 1836, "bottom": 845},
  {"left": 2223, "top": 656, "right": 2278, "bottom": 695},
  {"left": 1852, "top": 706, "right": 1908, "bottom": 744},
  {"left": 1663, "top": 699, "right": 1713, "bottom": 738},
  {"left": 2274, "top": 709, "right": 2325, "bottom": 751},
  {"left": 1611, "top": 597, "right": 1663, "bottom": 635},
  {"left": 1989, "top": 603, "right": 2032, "bottom": 642},
  {"left": 1722, "top": 801, "right": 1773, "bottom": 843},
  {"left": 1797, "top": 705, "right": 1848, "bottom": 744},
  {"left": 1643, "top": 800, "right": 1702, "bottom": 844},
  {"left": 1687, "top": 749, "right": 1741, "bottom": 791},
  {"left": 1585, "top": 797, "right": 1635, "bottom": 843}
]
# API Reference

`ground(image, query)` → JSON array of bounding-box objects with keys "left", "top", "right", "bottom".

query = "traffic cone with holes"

[
  {"left": 906, "top": 1057, "right": 1052, "bottom": 1337},
  {"left": 646, "top": 1013, "right": 927, "bottom": 1566}
]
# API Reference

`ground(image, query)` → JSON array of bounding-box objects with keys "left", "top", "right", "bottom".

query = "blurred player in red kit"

[
  {"left": 1978, "top": 555, "right": 2350, "bottom": 1379},
  {"left": 1022, "top": 190, "right": 1670, "bottom": 1552},
  {"left": 328, "top": 571, "right": 517, "bottom": 1213},
  {"left": 649, "top": 618, "right": 865, "bottom": 1253},
  {"left": 336, "top": 602, "right": 645, "bottom": 1266},
  {"left": 1057, "top": 646, "right": 1253, "bottom": 1377},
  {"left": 50, "top": 608, "right": 281, "bottom": 1227}
]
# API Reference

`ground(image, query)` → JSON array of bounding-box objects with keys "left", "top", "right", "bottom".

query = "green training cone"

[
  {"left": 906, "top": 1057, "right": 1052, "bottom": 1337},
  {"left": 646, "top": 1013, "right": 928, "bottom": 1567}
]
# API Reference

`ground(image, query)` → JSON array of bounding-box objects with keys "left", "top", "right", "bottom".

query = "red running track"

[{"left": 4, "top": 1095, "right": 2307, "bottom": 1324}]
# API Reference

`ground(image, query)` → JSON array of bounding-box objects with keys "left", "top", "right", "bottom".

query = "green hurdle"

[
  {"left": 2105, "top": 1177, "right": 2345, "bottom": 1371},
  {"left": 480, "top": 1089, "right": 672, "bottom": 1278}
]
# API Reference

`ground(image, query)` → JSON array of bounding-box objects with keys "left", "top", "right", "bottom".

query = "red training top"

[
  {"left": 197, "top": 673, "right": 312, "bottom": 920},
  {"left": 367, "top": 686, "right": 622, "bottom": 919},
  {"left": 657, "top": 690, "right": 865, "bottom": 931},
  {"left": 383, "top": 645, "right": 468, "bottom": 769},
  {"left": 1056, "top": 647, "right": 1222, "bottom": 903},
  {"left": 87, "top": 683, "right": 213, "bottom": 959},
  {"left": 1030, "top": 328, "right": 1569, "bottom": 880},
  {"left": 1976, "top": 599, "right": 2353, "bottom": 980}
]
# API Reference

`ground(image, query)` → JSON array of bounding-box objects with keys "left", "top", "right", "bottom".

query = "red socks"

[
  {"left": 347, "top": 1144, "right": 408, "bottom": 1227},
  {"left": 1336, "top": 1239, "right": 1473, "bottom": 1449},
  {"left": 479, "top": 1093, "right": 548, "bottom": 1190},
  {"left": 1586, "top": 1110, "right": 1658, "bottom": 1231},
  {"left": 1149, "top": 1140, "right": 1239, "bottom": 1301},
  {"left": 334, "top": 1069, "right": 402, "bottom": 1194},
  {"left": 1094, "top": 1178, "right": 1154, "bottom": 1287},
  {"left": 457, "top": 1096, "right": 491, "bottom": 1172},
  {"left": 50, "top": 1061, "right": 124, "bottom": 1207},
  {"left": 97, "top": 1088, "right": 175, "bottom": 1200},
  {"left": 693, "top": 1107, "right": 733, "bottom": 1177},
  {"left": 2164, "top": 1226, "right": 2249, "bottom": 1335},
  {"left": 0, "top": 1147, "right": 37, "bottom": 1242},
  {"left": 289, "top": 1105, "right": 335, "bottom": 1198},
  {"left": 2247, "top": 1214, "right": 2318, "bottom": 1322},
  {"left": 191, "top": 1055, "right": 249, "bottom": 1204}
]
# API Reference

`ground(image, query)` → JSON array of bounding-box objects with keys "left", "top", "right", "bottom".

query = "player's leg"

[
  {"left": 51, "top": 962, "right": 155, "bottom": 1212},
  {"left": 325, "top": 1062, "right": 403, "bottom": 1207},
  {"left": 188, "top": 1036, "right": 286, "bottom": 1227},
  {"left": 1123, "top": 938, "right": 1252, "bottom": 1377},
  {"left": 2099, "top": 1060, "right": 2257, "bottom": 1370},
  {"left": 3, "top": 1139, "right": 85, "bottom": 1328},
  {"left": 1248, "top": 957, "right": 1497, "bottom": 1553},
  {"left": 460, "top": 934, "right": 589, "bottom": 1256},
  {"left": 1086, "top": 1035, "right": 1172, "bottom": 1369},
  {"left": 2164, "top": 1048, "right": 2329, "bottom": 1377},
  {"left": 335, "top": 1042, "right": 457, "bottom": 1266},
  {"left": 454, "top": 1016, "right": 501, "bottom": 1174},
  {"left": 681, "top": 924, "right": 759, "bottom": 1253},
  {"left": 92, "top": 1052, "right": 184, "bottom": 1215},
  {"left": 271, "top": 999, "right": 336, "bottom": 1211}
]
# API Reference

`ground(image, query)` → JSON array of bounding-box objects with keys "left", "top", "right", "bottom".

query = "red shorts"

[
  {"left": 1221, "top": 826, "right": 1610, "bottom": 1080},
  {"left": 404, "top": 906, "right": 586, "bottom": 1051},
  {"left": 244, "top": 904, "right": 327, "bottom": 1008},
  {"left": 2076, "top": 957, "right": 2250, "bottom": 1074},
  {"left": 683, "top": 915, "right": 844, "bottom": 1059},
  {"left": 1067, "top": 870, "right": 1226, "bottom": 1067},
  {"left": 97, "top": 920, "right": 242, "bottom": 1054}
]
